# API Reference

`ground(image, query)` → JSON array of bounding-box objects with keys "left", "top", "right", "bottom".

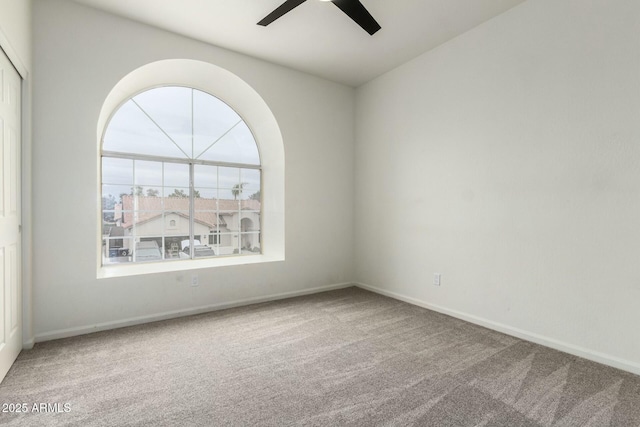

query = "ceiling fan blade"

[
  {"left": 331, "top": 0, "right": 381, "bottom": 35},
  {"left": 258, "top": 0, "right": 308, "bottom": 26}
]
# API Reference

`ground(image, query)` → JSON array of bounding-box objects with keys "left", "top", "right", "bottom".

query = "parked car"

[
  {"left": 193, "top": 245, "right": 216, "bottom": 258},
  {"left": 135, "top": 241, "right": 163, "bottom": 262},
  {"left": 180, "top": 244, "right": 216, "bottom": 258},
  {"left": 181, "top": 239, "right": 200, "bottom": 250},
  {"left": 107, "top": 226, "right": 127, "bottom": 257},
  {"left": 108, "top": 247, "right": 129, "bottom": 257}
]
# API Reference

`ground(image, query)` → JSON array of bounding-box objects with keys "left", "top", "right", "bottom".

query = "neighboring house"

[{"left": 108, "top": 195, "right": 260, "bottom": 258}]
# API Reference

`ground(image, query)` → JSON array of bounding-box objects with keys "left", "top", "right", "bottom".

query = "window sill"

[{"left": 97, "top": 254, "right": 284, "bottom": 279}]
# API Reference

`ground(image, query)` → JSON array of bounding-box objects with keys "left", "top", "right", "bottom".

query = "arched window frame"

[{"left": 96, "top": 60, "right": 285, "bottom": 278}]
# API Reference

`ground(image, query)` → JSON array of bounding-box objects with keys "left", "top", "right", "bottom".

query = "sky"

[{"left": 101, "top": 86, "right": 261, "bottom": 207}]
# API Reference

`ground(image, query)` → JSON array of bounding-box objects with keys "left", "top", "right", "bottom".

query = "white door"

[{"left": 0, "top": 48, "right": 21, "bottom": 383}]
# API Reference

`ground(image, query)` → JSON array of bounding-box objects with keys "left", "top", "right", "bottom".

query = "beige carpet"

[{"left": 0, "top": 287, "right": 639, "bottom": 426}]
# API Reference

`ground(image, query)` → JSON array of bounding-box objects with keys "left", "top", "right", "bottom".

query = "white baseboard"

[
  {"left": 22, "top": 338, "right": 34, "bottom": 350},
  {"left": 34, "top": 282, "right": 354, "bottom": 343},
  {"left": 355, "top": 282, "right": 640, "bottom": 377}
]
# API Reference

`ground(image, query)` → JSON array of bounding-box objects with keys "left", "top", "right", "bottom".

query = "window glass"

[
  {"left": 133, "top": 87, "right": 193, "bottom": 157},
  {"left": 101, "top": 86, "right": 261, "bottom": 265},
  {"left": 103, "top": 100, "right": 186, "bottom": 158},
  {"left": 134, "top": 161, "right": 163, "bottom": 186},
  {"left": 197, "top": 122, "right": 260, "bottom": 165}
]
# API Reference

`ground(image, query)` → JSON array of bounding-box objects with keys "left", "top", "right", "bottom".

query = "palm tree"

[{"left": 231, "top": 183, "right": 247, "bottom": 200}]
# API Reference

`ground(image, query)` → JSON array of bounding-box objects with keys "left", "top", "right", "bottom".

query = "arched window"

[{"left": 101, "top": 86, "right": 261, "bottom": 264}]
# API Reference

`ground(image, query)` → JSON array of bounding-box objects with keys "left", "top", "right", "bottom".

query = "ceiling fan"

[{"left": 258, "top": 0, "right": 381, "bottom": 36}]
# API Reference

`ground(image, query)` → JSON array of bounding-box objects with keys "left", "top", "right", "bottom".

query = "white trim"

[
  {"left": 0, "top": 30, "right": 27, "bottom": 79},
  {"left": 355, "top": 282, "right": 640, "bottom": 377},
  {"left": 34, "top": 282, "right": 354, "bottom": 343},
  {"left": 21, "top": 71, "right": 34, "bottom": 352},
  {"left": 98, "top": 254, "right": 283, "bottom": 279}
]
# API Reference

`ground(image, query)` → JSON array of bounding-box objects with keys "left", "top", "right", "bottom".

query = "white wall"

[
  {"left": 355, "top": 0, "right": 640, "bottom": 373},
  {"left": 32, "top": 0, "right": 355, "bottom": 338}
]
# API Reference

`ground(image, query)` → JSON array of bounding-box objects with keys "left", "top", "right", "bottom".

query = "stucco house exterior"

[{"left": 106, "top": 195, "right": 260, "bottom": 259}]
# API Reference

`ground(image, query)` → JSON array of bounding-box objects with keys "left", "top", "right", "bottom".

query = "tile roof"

[{"left": 120, "top": 195, "right": 260, "bottom": 229}]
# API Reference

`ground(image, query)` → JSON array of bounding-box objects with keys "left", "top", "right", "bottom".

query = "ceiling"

[{"left": 71, "top": 0, "right": 526, "bottom": 87}]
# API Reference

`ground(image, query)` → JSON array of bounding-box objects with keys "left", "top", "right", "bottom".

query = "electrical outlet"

[
  {"left": 433, "top": 273, "right": 441, "bottom": 287},
  {"left": 191, "top": 274, "right": 199, "bottom": 287}
]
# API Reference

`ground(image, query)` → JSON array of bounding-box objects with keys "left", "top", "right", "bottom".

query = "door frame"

[{"left": 0, "top": 29, "right": 34, "bottom": 353}]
